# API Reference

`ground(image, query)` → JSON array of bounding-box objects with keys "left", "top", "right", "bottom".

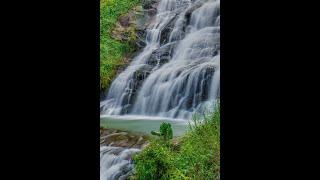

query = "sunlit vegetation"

[
  {"left": 133, "top": 105, "right": 220, "bottom": 179},
  {"left": 100, "top": 0, "right": 140, "bottom": 90}
]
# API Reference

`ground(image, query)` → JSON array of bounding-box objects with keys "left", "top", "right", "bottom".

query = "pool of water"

[{"left": 100, "top": 115, "right": 189, "bottom": 137}]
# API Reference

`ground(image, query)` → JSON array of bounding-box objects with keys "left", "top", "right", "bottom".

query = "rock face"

[
  {"left": 148, "top": 42, "right": 176, "bottom": 66},
  {"left": 111, "top": 3, "right": 159, "bottom": 47}
]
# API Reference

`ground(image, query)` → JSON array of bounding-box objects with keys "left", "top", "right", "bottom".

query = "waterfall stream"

[
  {"left": 101, "top": 0, "right": 220, "bottom": 120},
  {"left": 101, "top": 0, "right": 219, "bottom": 179},
  {"left": 100, "top": 146, "right": 140, "bottom": 180}
]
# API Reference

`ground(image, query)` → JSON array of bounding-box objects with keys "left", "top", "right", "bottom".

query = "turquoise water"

[{"left": 100, "top": 115, "right": 189, "bottom": 137}]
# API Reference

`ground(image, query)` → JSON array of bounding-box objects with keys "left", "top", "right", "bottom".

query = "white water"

[
  {"left": 100, "top": 0, "right": 220, "bottom": 120},
  {"left": 100, "top": 146, "right": 140, "bottom": 180},
  {"left": 100, "top": 114, "right": 186, "bottom": 121}
]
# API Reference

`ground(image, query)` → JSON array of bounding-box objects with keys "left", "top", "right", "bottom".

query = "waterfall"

[
  {"left": 100, "top": 146, "right": 140, "bottom": 180},
  {"left": 101, "top": 0, "right": 220, "bottom": 120}
]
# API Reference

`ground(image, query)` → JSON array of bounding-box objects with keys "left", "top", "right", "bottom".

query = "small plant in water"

[{"left": 151, "top": 122, "right": 173, "bottom": 141}]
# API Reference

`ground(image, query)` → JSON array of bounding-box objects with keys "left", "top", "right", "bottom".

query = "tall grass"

[
  {"left": 133, "top": 105, "right": 220, "bottom": 179},
  {"left": 100, "top": 0, "right": 140, "bottom": 90}
]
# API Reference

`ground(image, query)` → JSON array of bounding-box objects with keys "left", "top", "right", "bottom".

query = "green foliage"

[
  {"left": 160, "top": 122, "right": 173, "bottom": 141},
  {"left": 151, "top": 122, "right": 173, "bottom": 142},
  {"left": 100, "top": 0, "right": 140, "bottom": 90},
  {"left": 133, "top": 140, "right": 174, "bottom": 179},
  {"left": 133, "top": 105, "right": 220, "bottom": 179},
  {"left": 151, "top": 130, "right": 161, "bottom": 136}
]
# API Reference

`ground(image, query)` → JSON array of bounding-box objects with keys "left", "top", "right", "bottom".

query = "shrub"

[{"left": 151, "top": 122, "right": 173, "bottom": 142}]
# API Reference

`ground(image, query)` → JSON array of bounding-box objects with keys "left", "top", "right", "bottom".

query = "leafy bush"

[
  {"left": 160, "top": 122, "right": 173, "bottom": 141},
  {"left": 133, "top": 140, "right": 173, "bottom": 179},
  {"left": 151, "top": 122, "right": 173, "bottom": 142}
]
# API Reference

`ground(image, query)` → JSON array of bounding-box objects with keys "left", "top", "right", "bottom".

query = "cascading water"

[
  {"left": 100, "top": 146, "right": 140, "bottom": 180},
  {"left": 101, "top": 0, "right": 220, "bottom": 120}
]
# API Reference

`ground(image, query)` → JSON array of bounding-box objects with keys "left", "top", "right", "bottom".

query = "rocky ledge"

[{"left": 100, "top": 127, "right": 149, "bottom": 149}]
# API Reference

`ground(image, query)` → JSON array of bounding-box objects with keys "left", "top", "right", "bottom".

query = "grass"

[
  {"left": 100, "top": 0, "right": 140, "bottom": 90},
  {"left": 133, "top": 105, "right": 220, "bottom": 179}
]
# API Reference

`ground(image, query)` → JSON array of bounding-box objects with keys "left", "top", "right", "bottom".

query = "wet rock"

[
  {"left": 117, "top": 139, "right": 130, "bottom": 147},
  {"left": 148, "top": 42, "right": 176, "bottom": 66},
  {"left": 160, "top": 13, "right": 178, "bottom": 45},
  {"left": 101, "top": 132, "right": 128, "bottom": 144},
  {"left": 185, "top": 1, "right": 203, "bottom": 18},
  {"left": 142, "top": 0, "right": 158, "bottom": 9},
  {"left": 147, "top": 8, "right": 157, "bottom": 17},
  {"left": 117, "top": 65, "right": 153, "bottom": 114},
  {"left": 100, "top": 127, "right": 149, "bottom": 149},
  {"left": 132, "top": 136, "right": 146, "bottom": 148},
  {"left": 136, "top": 30, "right": 147, "bottom": 47},
  {"left": 118, "top": 166, "right": 134, "bottom": 180}
]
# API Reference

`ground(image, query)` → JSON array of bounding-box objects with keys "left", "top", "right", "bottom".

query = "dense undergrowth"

[
  {"left": 133, "top": 105, "right": 220, "bottom": 179},
  {"left": 100, "top": 0, "right": 140, "bottom": 90}
]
